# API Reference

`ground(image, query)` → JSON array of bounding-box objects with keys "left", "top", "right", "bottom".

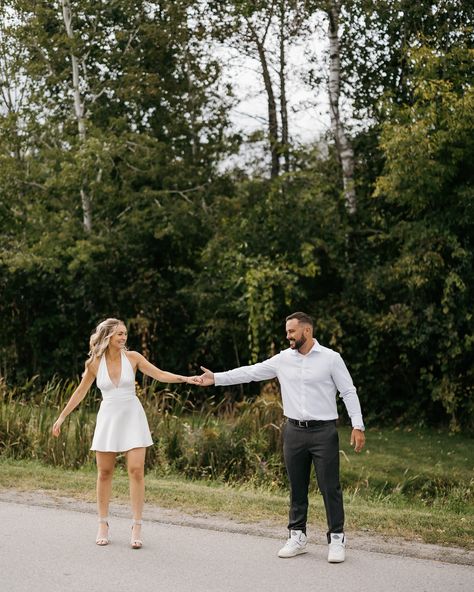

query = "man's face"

[{"left": 285, "top": 319, "right": 310, "bottom": 350}]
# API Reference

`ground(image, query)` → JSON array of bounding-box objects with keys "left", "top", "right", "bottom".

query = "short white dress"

[{"left": 90, "top": 351, "right": 153, "bottom": 452}]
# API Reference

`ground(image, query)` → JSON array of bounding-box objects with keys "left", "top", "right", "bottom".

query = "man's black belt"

[{"left": 287, "top": 418, "right": 332, "bottom": 428}]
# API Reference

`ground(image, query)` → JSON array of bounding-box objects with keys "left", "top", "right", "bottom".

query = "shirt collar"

[{"left": 290, "top": 338, "right": 321, "bottom": 355}]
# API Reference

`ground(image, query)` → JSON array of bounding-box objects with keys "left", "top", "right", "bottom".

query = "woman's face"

[{"left": 109, "top": 324, "right": 128, "bottom": 349}]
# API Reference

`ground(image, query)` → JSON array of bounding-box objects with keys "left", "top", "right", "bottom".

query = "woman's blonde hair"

[{"left": 85, "top": 318, "right": 126, "bottom": 370}]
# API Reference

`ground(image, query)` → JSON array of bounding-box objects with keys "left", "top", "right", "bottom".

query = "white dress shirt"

[{"left": 214, "top": 339, "right": 364, "bottom": 428}]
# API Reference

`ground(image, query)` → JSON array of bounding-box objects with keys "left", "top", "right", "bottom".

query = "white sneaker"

[
  {"left": 327, "top": 532, "right": 346, "bottom": 563},
  {"left": 277, "top": 530, "right": 308, "bottom": 558}
]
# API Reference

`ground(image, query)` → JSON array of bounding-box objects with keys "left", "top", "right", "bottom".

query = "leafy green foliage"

[
  {"left": 358, "top": 44, "right": 474, "bottom": 427},
  {"left": 0, "top": 3, "right": 472, "bottom": 429}
]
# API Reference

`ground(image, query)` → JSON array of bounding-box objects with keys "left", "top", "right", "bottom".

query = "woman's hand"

[
  {"left": 186, "top": 375, "right": 204, "bottom": 385},
  {"left": 52, "top": 417, "right": 65, "bottom": 437}
]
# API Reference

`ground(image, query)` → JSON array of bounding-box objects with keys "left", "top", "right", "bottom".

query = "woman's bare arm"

[
  {"left": 128, "top": 351, "right": 200, "bottom": 384},
  {"left": 52, "top": 362, "right": 98, "bottom": 436}
]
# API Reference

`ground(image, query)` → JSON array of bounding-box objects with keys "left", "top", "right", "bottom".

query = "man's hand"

[
  {"left": 198, "top": 366, "right": 215, "bottom": 386},
  {"left": 350, "top": 428, "right": 365, "bottom": 453}
]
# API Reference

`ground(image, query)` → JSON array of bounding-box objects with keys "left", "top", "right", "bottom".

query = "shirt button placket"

[{"left": 301, "top": 356, "right": 307, "bottom": 417}]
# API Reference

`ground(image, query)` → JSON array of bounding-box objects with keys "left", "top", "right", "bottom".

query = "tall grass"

[
  {"left": 0, "top": 376, "right": 96, "bottom": 467},
  {"left": 0, "top": 377, "right": 473, "bottom": 513},
  {"left": 144, "top": 384, "right": 286, "bottom": 486},
  {"left": 0, "top": 378, "right": 286, "bottom": 484}
]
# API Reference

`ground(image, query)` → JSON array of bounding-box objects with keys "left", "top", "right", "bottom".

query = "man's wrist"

[{"left": 353, "top": 425, "right": 365, "bottom": 431}]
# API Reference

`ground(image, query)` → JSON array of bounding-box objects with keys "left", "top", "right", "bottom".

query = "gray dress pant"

[{"left": 283, "top": 419, "right": 344, "bottom": 539}]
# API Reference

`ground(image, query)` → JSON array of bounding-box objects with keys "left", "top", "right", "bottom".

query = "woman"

[{"left": 52, "top": 318, "right": 201, "bottom": 548}]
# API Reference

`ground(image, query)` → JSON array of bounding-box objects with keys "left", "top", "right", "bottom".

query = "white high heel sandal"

[
  {"left": 131, "top": 519, "right": 143, "bottom": 549},
  {"left": 96, "top": 517, "right": 110, "bottom": 546}
]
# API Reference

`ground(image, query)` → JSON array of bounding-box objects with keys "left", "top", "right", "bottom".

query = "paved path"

[{"left": 1, "top": 499, "right": 473, "bottom": 592}]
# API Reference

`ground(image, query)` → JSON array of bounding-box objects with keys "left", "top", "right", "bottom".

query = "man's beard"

[{"left": 290, "top": 335, "right": 307, "bottom": 350}]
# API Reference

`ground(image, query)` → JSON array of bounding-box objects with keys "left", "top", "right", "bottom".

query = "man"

[{"left": 198, "top": 311, "right": 365, "bottom": 563}]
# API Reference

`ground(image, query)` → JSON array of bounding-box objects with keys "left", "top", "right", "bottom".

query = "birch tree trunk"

[
  {"left": 279, "top": 0, "right": 290, "bottom": 174},
  {"left": 61, "top": 0, "right": 92, "bottom": 232},
  {"left": 327, "top": 0, "right": 356, "bottom": 214}
]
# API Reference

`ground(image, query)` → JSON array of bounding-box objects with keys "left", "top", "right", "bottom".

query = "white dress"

[{"left": 90, "top": 351, "right": 153, "bottom": 452}]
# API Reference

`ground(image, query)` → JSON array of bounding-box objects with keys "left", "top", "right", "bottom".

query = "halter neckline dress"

[{"left": 91, "top": 350, "right": 153, "bottom": 452}]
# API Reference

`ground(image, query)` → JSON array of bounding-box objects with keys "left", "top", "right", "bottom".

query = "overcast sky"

[{"left": 215, "top": 24, "right": 332, "bottom": 152}]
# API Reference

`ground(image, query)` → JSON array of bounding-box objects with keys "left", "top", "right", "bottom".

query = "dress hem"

[{"left": 90, "top": 443, "right": 153, "bottom": 453}]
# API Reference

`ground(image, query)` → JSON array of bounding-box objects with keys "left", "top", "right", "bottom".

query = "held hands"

[
  {"left": 184, "top": 367, "right": 215, "bottom": 387},
  {"left": 350, "top": 428, "right": 365, "bottom": 453},
  {"left": 186, "top": 375, "right": 204, "bottom": 385}
]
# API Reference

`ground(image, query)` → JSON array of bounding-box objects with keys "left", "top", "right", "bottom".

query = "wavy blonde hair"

[{"left": 85, "top": 318, "right": 126, "bottom": 370}]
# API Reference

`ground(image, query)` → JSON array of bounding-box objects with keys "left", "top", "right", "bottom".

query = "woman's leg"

[
  {"left": 96, "top": 451, "right": 117, "bottom": 540},
  {"left": 126, "top": 447, "right": 146, "bottom": 542}
]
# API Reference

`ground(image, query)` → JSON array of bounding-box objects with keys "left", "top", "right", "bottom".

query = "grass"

[{"left": 338, "top": 426, "right": 473, "bottom": 510}]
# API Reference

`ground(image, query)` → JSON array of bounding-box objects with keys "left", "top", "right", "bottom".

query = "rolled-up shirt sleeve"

[
  {"left": 214, "top": 354, "right": 280, "bottom": 386},
  {"left": 332, "top": 353, "right": 364, "bottom": 428}
]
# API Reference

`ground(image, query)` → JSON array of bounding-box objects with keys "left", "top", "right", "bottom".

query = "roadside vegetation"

[{"left": 1, "top": 380, "right": 472, "bottom": 548}]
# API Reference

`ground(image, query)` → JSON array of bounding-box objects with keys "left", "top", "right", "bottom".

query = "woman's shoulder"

[
  {"left": 124, "top": 351, "right": 145, "bottom": 372},
  {"left": 125, "top": 350, "right": 142, "bottom": 361},
  {"left": 86, "top": 356, "right": 101, "bottom": 376}
]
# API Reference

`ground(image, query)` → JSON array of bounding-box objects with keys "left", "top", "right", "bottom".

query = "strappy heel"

[
  {"left": 96, "top": 517, "right": 110, "bottom": 546},
  {"left": 131, "top": 519, "right": 143, "bottom": 549}
]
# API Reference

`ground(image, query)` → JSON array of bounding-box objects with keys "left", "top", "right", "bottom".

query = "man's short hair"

[{"left": 286, "top": 312, "right": 314, "bottom": 327}]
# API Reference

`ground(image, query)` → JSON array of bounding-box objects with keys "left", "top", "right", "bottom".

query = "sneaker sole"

[
  {"left": 328, "top": 556, "right": 345, "bottom": 563},
  {"left": 278, "top": 548, "right": 308, "bottom": 558}
]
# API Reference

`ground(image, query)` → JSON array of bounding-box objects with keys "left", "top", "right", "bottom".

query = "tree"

[
  {"left": 209, "top": 0, "right": 309, "bottom": 178},
  {"left": 60, "top": 0, "right": 92, "bottom": 230},
  {"left": 0, "top": 0, "right": 235, "bottom": 380},
  {"left": 326, "top": 0, "right": 356, "bottom": 213},
  {"left": 362, "top": 43, "right": 474, "bottom": 427},
  {"left": 341, "top": 0, "right": 474, "bottom": 121},
  {"left": 192, "top": 153, "right": 347, "bottom": 367}
]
